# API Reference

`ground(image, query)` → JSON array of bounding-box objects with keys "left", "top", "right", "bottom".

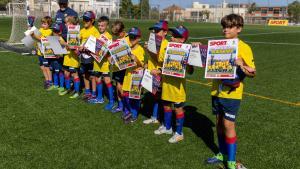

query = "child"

[
  {"left": 59, "top": 16, "right": 81, "bottom": 97},
  {"left": 121, "top": 27, "right": 145, "bottom": 123},
  {"left": 206, "top": 14, "right": 256, "bottom": 169},
  {"left": 88, "top": 16, "right": 114, "bottom": 111},
  {"left": 153, "top": 25, "right": 191, "bottom": 144},
  {"left": 49, "top": 23, "right": 66, "bottom": 91},
  {"left": 31, "top": 16, "right": 53, "bottom": 89},
  {"left": 143, "top": 20, "right": 169, "bottom": 125},
  {"left": 110, "top": 21, "right": 130, "bottom": 114},
  {"left": 77, "top": 11, "right": 100, "bottom": 99}
]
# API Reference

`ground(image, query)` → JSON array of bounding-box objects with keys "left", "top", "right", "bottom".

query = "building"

[
  {"left": 246, "top": 6, "right": 288, "bottom": 24},
  {"left": 161, "top": 4, "right": 185, "bottom": 21}
]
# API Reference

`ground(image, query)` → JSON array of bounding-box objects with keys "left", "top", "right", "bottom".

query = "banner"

[
  {"left": 84, "top": 35, "right": 111, "bottom": 63},
  {"left": 188, "top": 44, "right": 208, "bottom": 67},
  {"left": 147, "top": 33, "right": 163, "bottom": 54},
  {"left": 40, "top": 36, "right": 68, "bottom": 58},
  {"left": 67, "top": 25, "right": 80, "bottom": 49},
  {"left": 129, "top": 70, "right": 144, "bottom": 99},
  {"left": 108, "top": 39, "right": 136, "bottom": 70},
  {"left": 162, "top": 42, "right": 191, "bottom": 78},
  {"left": 268, "top": 19, "right": 289, "bottom": 26},
  {"left": 205, "top": 39, "right": 238, "bottom": 79},
  {"left": 40, "top": 37, "right": 56, "bottom": 58}
]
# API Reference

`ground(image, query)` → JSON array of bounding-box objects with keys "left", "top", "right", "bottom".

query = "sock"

[
  {"left": 225, "top": 136, "right": 237, "bottom": 162},
  {"left": 96, "top": 82, "right": 103, "bottom": 100},
  {"left": 48, "top": 80, "right": 53, "bottom": 86},
  {"left": 176, "top": 112, "right": 184, "bottom": 135},
  {"left": 121, "top": 93, "right": 130, "bottom": 116},
  {"left": 106, "top": 83, "right": 114, "bottom": 103},
  {"left": 53, "top": 72, "right": 59, "bottom": 86},
  {"left": 164, "top": 108, "right": 172, "bottom": 130},
  {"left": 130, "top": 99, "right": 140, "bottom": 119},
  {"left": 74, "top": 78, "right": 80, "bottom": 93},
  {"left": 152, "top": 102, "right": 159, "bottom": 119},
  {"left": 218, "top": 134, "right": 227, "bottom": 156},
  {"left": 59, "top": 72, "right": 64, "bottom": 88},
  {"left": 92, "top": 90, "right": 96, "bottom": 98},
  {"left": 85, "top": 89, "right": 91, "bottom": 95},
  {"left": 65, "top": 76, "right": 71, "bottom": 90}
]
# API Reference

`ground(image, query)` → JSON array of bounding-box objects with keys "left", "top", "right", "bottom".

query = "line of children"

[{"left": 32, "top": 12, "right": 255, "bottom": 169}]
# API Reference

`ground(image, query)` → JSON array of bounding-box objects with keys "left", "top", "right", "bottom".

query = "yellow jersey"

[
  {"left": 93, "top": 31, "right": 113, "bottom": 73},
  {"left": 37, "top": 28, "right": 52, "bottom": 56},
  {"left": 211, "top": 40, "right": 255, "bottom": 100},
  {"left": 63, "top": 50, "right": 80, "bottom": 68},
  {"left": 122, "top": 44, "right": 145, "bottom": 91},
  {"left": 80, "top": 26, "right": 100, "bottom": 44},
  {"left": 148, "top": 38, "right": 168, "bottom": 70}
]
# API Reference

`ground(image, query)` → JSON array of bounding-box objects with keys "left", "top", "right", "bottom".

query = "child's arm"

[
  {"left": 144, "top": 42, "right": 160, "bottom": 62},
  {"left": 30, "top": 32, "right": 41, "bottom": 41},
  {"left": 131, "top": 54, "right": 143, "bottom": 68},
  {"left": 235, "top": 58, "right": 256, "bottom": 78}
]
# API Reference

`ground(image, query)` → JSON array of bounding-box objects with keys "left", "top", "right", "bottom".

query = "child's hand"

[
  {"left": 235, "top": 58, "right": 244, "bottom": 67},
  {"left": 191, "top": 42, "right": 202, "bottom": 47},
  {"left": 144, "top": 41, "right": 148, "bottom": 49},
  {"left": 144, "top": 63, "right": 148, "bottom": 69},
  {"left": 78, "top": 46, "right": 84, "bottom": 51},
  {"left": 150, "top": 69, "right": 161, "bottom": 76}
]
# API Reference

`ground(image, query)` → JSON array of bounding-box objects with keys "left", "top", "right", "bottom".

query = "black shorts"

[
  {"left": 163, "top": 101, "right": 185, "bottom": 108},
  {"left": 212, "top": 96, "right": 241, "bottom": 122},
  {"left": 112, "top": 70, "right": 126, "bottom": 84},
  {"left": 80, "top": 63, "right": 93, "bottom": 74},
  {"left": 64, "top": 66, "right": 79, "bottom": 73}
]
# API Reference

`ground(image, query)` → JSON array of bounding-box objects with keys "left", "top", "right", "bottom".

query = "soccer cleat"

[
  {"left": 143, "top": 117, "right": 159, "bottom": 125},
  {"left": 58, "top": 88, "right": 68, "bottom": 96},
  {"left": 154, "top": 125, "right": 172, "bottom": 135},
  {"left": 131, "top": 118, "right": 138, "bottom": 123},
  {"left": 88, "top": 98, "right": 104, "bottom": 104},
  {"left": 46, "top": 85, "right": 56, "bottom": 91},
  {"left": 69, "top": 93, "right": 79, "bottom": 99},
  {"left": 111, "top": 106, "right": 122, "bottom": 114},
  {"left": 82, "top": 93, "right": 92, "bottom": 100},
  {"left": 206, "top": 153, "right": 224, "bottom": 164},
  {"left": 105, "top": 102, "right": 114, "bottom": 111},
  {"left": 123, "top": 113, "right": 132, "bottom": 124},
  {"left": 227, "top": 161, "right": 236, "bottom": 169},
  {"left": 168, "top": 132, "right": 184, "bottom": 143}
]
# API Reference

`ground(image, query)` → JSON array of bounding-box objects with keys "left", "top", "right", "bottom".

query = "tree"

[
  {"left": 288, "top": 1, "right": 300, "bottom": 23},
  {"left": 140, "top": 0, "right": 149, "bottom": 19},
  {"left": 132, "top": 4, "right": 141, "bottom": 19},
  {"left": 120, "top": 0, "right": 133, "bottom": 19},
  {"left": 247, "top": 2, "right": 257, "bottom": 14}
]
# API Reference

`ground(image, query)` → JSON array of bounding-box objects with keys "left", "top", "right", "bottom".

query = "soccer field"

[{"left": 0, "top": 17, "right": 299, "bottom": 169}]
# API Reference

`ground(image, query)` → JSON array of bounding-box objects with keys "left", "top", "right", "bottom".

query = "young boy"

[
  {"left": 59, "top": 16, "right": 81, "bottom": 97},
  {"left": 88, "top": 16, "right": 114, "bottom": 111},
  {"left": 110, "top": 21, "right": 130, "bottom": 113},
  {"left": 49, "top": 23, "right": 66, "bottom": 91},
  {"left": 206, "top": 14, "right": 256, "bottom": 169},
  {"left": 77, "top": 11, "right": 100, "bottom": 99},
  {"left": 31, "top": 16, "right": 53, "bottom": 89},
  {"left": 121, "top": 27, "right": 145, "bottom": 123},
  {"left": 153, "top": 25, "right": 191, "bottom": 144},
  {"left": 143, "top": 20, "right": 169, "bottom": 125}
]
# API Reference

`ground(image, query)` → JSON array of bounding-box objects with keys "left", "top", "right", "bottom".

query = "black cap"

[{"left": 58, "top": 0, "right": 68, "bottom": 3}]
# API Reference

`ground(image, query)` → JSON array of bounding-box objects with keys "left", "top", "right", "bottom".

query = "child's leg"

[
  {"left": 224, "top": 119, "right": 237, "bottom": 168},
  {"left": 53, "top": 70, "right": 59, "bottom": 87},
  {"left": 130, "top": 99, "right": 141, "bottom": 120},
  {"left": 122, "top": 91, "right": 130, "bottom": 116},
  {"left": 64, "top": 70, "right": 71, "bottom": 90},
  {"left": 91, "top": 75, "right": 97, "bottom": 98},
  {"left": 116, "top": 82, "right": 124, "bottom": 109},
  {"left": 104, "top": 76, "right": 114, "bottom": 110},
  {"left": 45, "top": 66, "right": 52, "bottom": 85},
  {"left": 72, "top": 72, "right": 80, "bottom": 93},
  {"left": 59, "top": 71, "right": 65, "bottom": 88},
  {"left": 174, "top": 105, "right": 185, "bottom": 135},
  {"left": 83, "top": 72, "right": 91, "bottom": 95},
  {"left": 96, "top": 76, "right": 103, "bottom": 100},
  {"left": 216, "top": 114, "right": 227, "bottom": 156},
  {"left": 163, "top": 103, "right": 172, "bottom": 130}
]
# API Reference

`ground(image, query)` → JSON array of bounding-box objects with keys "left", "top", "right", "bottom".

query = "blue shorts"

[
  {"left": 163, "top": 101, "right": 185, "bottom": 108},
  {"left": 212, "top": 96, "right": 241, "bottom": 122},
  {"left": 112, "top": 70, "right": 126, "bottom": 84},
  {"left": 67, "top": 66, "right": 79, "bottom": 73},
  {"left": 38, "top": 56, "right": 50, "bottom": 67},
  {"left": 49, "top": 58, "right": 63, "bottom": 73}
]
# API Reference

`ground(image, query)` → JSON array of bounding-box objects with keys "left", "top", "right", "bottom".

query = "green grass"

[{"left": 0, "top": 17, "right": 299, "bottom": 169}]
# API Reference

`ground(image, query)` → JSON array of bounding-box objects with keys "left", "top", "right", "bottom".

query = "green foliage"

[
  {"left": 288, "top": 1, "right": 300, "bottom": 23},
  {"left": 140, "top": 0, "right": 150, "bottom": 19},
  {"left": 120, "top": 0, "right": 133, "bottom": 19}
]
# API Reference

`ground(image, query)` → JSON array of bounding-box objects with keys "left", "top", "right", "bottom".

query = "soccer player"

[
  {"left": 88, "top": 16, "right": 114, "bottom": 110},
  {"left": 31, "top": 16, "right": 53, "bottom": 89},
  {"left": 153, "top": 25, "right": 192, "bottom": 144},
  {"left": 59, "top": 16, "right": 81, "bottom": 97},
  {"left": 121, "top": 27, "right": 145, "bottom": 123},
  {"left": 143, "top": 20, "right": 169, "bottom": 125},
  {"left": 77, "top": 11, "right": 100, "bottom": 99},
  {"left": 110, "top": 21, "right": 130, "bottom": 114},
  {"left": 206, "top": 14, "right": 256, "bottom": 169}
]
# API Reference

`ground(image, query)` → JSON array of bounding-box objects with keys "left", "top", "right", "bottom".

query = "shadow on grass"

[{"left": 184, "top": 105, "right": 219, "bottom": 154}]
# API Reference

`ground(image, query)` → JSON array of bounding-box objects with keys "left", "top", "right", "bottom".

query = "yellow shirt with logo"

[
  {"left": 211, "top": 40, "right": 255, "bottom": 100},
  {"left": 159, "top": 41, "right": 186, "bottom": 103},
  {"left": 37, "top": 28, "right": 52, "bottom": 56},
  {"left": 93, "top": 31, "right": 113, "bottom": 73},
  {"left": 122, "top": 44, "right": 145, "bottom": 92},
  {"left": 80, "top": 26, "right": 100, "bottom": 45},
  {"left": 148, "top": 38, "right": 168, "bottom": 70}
]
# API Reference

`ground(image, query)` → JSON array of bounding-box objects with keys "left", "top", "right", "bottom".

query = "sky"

[{"left": 132, "top": 0, "right": 292, "bottom": 8}]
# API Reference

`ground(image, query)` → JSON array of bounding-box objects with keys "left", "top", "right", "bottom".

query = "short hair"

[
  {"left": 98, "top": 16, "right": 109, "bottom": 24},
  {"left": 41, "top": 16, "right": 52, "bottom": 26},
  {"left": 65, "top": 16, "right": 79, "bottom": 25},
  {"left": 111, "top": 20, "right": 125, "bottom": 35},
  {"left": 221, "top": 14, "right": 244, "bottom": 28}
]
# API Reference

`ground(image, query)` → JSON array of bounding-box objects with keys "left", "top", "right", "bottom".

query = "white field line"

[
  {"left": 0, "top": 50, "right": 11, "bottom": 53},
  {"left": 189, "top": 31, "right": 300, "bottom": 40}
]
